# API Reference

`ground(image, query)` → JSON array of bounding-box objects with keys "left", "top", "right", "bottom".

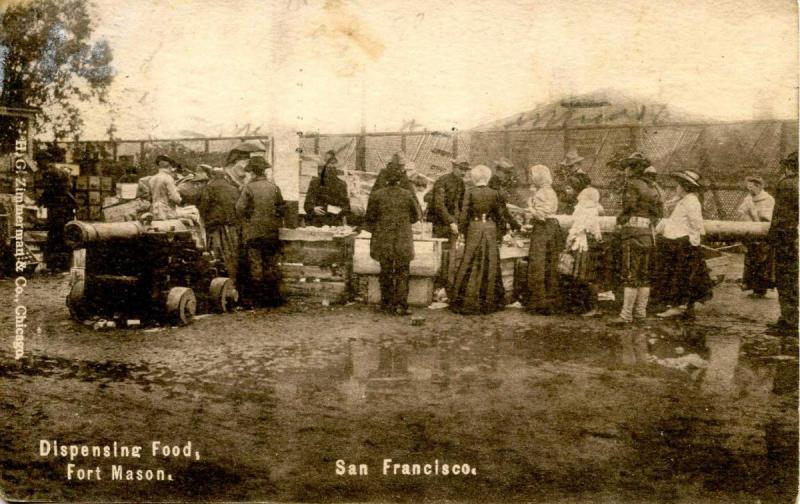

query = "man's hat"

[
  {"left": 392, "top": 151, "right": 408, "bottom": 166},
  {"left": 245, "top": 156, "right": 272, "bottom": 173},
  {"left": 559, "top": 148, "right": 584, "bottom": 167},
  {"left": 643, "top": 166, "right": 657, "bottom": 175},
  {"left": 670, "top": 169, "right": 703, "bottom": 188},
  {"left": 451, "top": 155, "right": 470, "bottom": 169},
  {"left": 155, "top": 154, "right": 180, "bottom": 167},
  {"left": 744, "top": 175, "right": 764, "bottom": 186},
  {"left": 494, "top": 157, "right": 514, "bottom": 171}
]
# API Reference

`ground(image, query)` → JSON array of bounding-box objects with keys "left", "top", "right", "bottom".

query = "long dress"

[
  {"left": 737, "top": 191, "right": 775, "bottom": 294},
  {"left": 523, "top": 185, "right": 562, "bottom": 313},
  {"left": 652, "top": 193, "right": 714, "bottom": 306},
  {"left": 449, "top": 185, "right": 509, "bottom": 314}
]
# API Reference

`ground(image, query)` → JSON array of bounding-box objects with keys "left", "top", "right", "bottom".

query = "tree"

[{"left": 0, "top": 0, "right": 114, "bottom": 152}]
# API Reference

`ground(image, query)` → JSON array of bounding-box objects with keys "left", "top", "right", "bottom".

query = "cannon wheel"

[
  {"left": 66, "top": 279, "right": 88, "bottom": 320},
  {"left": 166, "top": 287, "right": 196, "bottom": 325},
  {"left": 209, "top": 277, "right": 238, "bottom": 313}
]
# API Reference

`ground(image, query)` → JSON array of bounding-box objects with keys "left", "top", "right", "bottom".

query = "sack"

[{"left": 557, "top": 250, "right": 575, "bottom": 275}]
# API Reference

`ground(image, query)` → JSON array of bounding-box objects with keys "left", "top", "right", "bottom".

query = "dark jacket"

[
  {"left": 37, "top": 170, "right": 76, "bottom": 223},
  {"left": 768, "top": 173, "right": 798, "bottom": 244},
  {"left": 364, "top": 185, "right": 419, "bottom": 263},
  {"left": 235, "top": 176, "right": 285, "bottom": 242},
  {"left": 303, "top": 171, "right": 351, "bottom": 226},
  {"left": 617, "top": 176, "right": 663, "bottom": 224},
  {"left": 458, "top": 186, "right": 509, "bottom": 235},
  {"left": 198, "top": 177, "right": 240, "bottom": 228},
  {"left": 428, "top": 172, "right": 465, "bottom": 238},
  {"left": 487, "top": 175, "right": 521, "bottom": 232},
  {"left": 372, "top": 164, "right": 422, "bottom": 219},
  {"left": 556, "top": 169, "right": 592, "bottom": 213}
]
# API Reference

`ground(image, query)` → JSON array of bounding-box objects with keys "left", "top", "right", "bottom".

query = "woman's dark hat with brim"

[
  {"left": 670, "top": 169, "right": 703, "bottom": 188},
  {"left": 155, "top": 154, "right": 180, "bottom": 167},
  {"left": 621, "top": 152, "right": 651, "bottom": 171}
]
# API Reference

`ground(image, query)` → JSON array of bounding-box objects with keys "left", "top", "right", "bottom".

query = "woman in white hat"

[
  {"left": 652, "top": 170, "right": 714, "bottom": 318},
  {"left": 524, "top": 164, "right": 562, "bottom": 314}
]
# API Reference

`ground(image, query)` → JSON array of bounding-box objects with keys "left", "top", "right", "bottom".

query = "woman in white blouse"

[
  {"left": 523, "top": 164, "right": 562, "bottom": 314},
  {"left": 736, "top": 175, "right": 775, "bottom": 297},
  {"left": 653, "top": 170, "right": 715, "bottom": 318}
]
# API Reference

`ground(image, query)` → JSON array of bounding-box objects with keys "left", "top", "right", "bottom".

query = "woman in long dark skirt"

[
  {"left": 524, "top": 164, "right": 562, "bottom": 314},
  {"left": 653, "top": 170, "right": 715, "bottom": 319},
  {"left": 450, "top": 165, "right": 517, "bottom": 314}
]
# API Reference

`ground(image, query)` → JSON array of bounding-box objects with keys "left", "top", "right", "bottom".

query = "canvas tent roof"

[{"left": 472, "top": 90, "right": 710, "bottom": 131}]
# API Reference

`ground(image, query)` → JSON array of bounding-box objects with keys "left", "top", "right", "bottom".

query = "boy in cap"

[
  {"left": 236, "top": 156, "right": 286, "bottom": 307},
  {"left": 736, "top": 174, "right": 775, "bottom": 298}
]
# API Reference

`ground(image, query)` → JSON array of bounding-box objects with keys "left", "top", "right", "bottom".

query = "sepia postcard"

[{"left": 0, "top": 0, "right": 798, "bottom": 502}]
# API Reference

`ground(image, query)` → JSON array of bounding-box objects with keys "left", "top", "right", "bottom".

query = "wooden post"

[
  {"left": 314, "top": 135, "right": 320, "bottom": 154},
  {"left": 503, "top": 131, "right": 511, "bottom": 159},
  {"left": 204, "top": 139, "right": 210, "bottom": 154},
  {"left": 356, "top": 133, "right": 366, "bottom": 171},
  {"left": 139, "top": 141, "right": 145, "bottom": 165},
  {"left": 400, "top": 134, "right": 406, "bottom": 153},
  {"left": 453, "top": 132, "right": 459, "bottom": 159}
]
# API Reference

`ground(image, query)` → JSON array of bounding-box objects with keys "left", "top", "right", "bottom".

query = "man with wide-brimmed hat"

[
  {"left": 236, "top": 156, "right": 286, "bottom": 308},
  {"left": 610, "top": 152, "right": 664, "bottom": 325},
  {"left": 555, "top": 148, "right": 592, "bottom": 213},
  {"left": 364, "top": 165, "right": 420, "bottom": 316},
  {"left": 736, "top": 174, "right": 775, "bottom": 299},
  {"left": 303, "top": 151, "right": 351, "bottom": 226},
  {"left": 371, "top": 151, "right": 422, "bottom": 219},
  {"left": 766, "top": 152, "right": 798, "bottom": 336}
]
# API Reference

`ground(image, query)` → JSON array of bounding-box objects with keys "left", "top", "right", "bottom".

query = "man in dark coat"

[
  {"left": 427, "top": 157, "right": 468, "bottom": 291},
  {"left": 235, "top": 156, "right": 285, "bottom": 307},
  {"left": 488, "top": 157, "right": 522, "bottom": 236},
  {"left": 199, "top": 167, "right": 241, "bottom": 282},
  {"left": 364, "top": 165, "right": 419, "bottom": 315},
  {"left": 555, "top": 148, "right": 592, "bottom": 213},
  {"left": 371, "top": 151, "right": 422, "bottom": 220},
  {"left": 303, "top": 155, "right": 351, "bottom": 226},
  {"left": 36, "top": 155, "right": 76, "bottom": 272},
  {"left": 766, "top": 152, "right": 798, "bottom": 336}
]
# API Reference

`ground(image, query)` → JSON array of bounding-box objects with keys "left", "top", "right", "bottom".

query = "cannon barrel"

[
  {"left": 64, "top": 219, "right": 194, "bottom": 249},
  {"left": 551, "top": 216, "right": 770, "bottom": 240}
]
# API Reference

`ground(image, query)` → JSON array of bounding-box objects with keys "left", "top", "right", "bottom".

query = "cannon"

[{"left": 64, "top": 218, "right": 238, "bottom": 325}]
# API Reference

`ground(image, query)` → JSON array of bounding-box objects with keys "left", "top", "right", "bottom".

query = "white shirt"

[
  {"left": 661, "top": 193, "right": 705, "bottom": 246},
  {"left": 736, "top": 190, "right": 774, "bottom": 222}
]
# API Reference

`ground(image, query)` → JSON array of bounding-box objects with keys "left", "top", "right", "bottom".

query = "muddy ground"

[{"left": 0, "top": 257, "right": 797, "bottom": 503}]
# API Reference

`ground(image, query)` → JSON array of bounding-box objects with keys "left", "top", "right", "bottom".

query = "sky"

[{"left": 71, "top": 0, "right": 798, "bottom": 140}]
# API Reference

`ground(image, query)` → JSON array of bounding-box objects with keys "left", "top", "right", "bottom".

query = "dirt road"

[{"left": 1, "top": 271, "right": 796, "bottom": 503}]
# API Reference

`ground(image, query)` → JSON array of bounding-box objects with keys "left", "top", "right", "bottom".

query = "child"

[{"left": 564, "top": 187, "right": 604, "bottom": 316}]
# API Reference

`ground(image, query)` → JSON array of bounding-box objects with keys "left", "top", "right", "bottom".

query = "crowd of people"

[
  {"left": 363, "top": 148, "right": 799, "bottom": 338},
  {"left": 26, "top": 141, "right": 798, "bottom": 337}
]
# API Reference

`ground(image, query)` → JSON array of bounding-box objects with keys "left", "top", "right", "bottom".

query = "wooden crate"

[
  {"left": 280, "top": 280, "right": 348, "bottom": 303},
  {"left": 365, "top": 276, "right": 434, "bottom": 307},
  {"left": 101, "top": 176, "right": 113, "bottom": 192},
  {"left": 88, "top": 190, "right": 102, "bottom": 204},
  {"left": 353, "top": 237, "right": 443, "bottom": 276},
  {"left": 75, "top": 175, "right": 88, "bottom": 191},
  {"left": 88, "top": 176, "right": 101, "bottom": 190}
]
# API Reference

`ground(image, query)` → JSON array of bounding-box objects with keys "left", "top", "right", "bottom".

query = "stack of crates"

[{"left": 74, "top": 175, "right": 114, "bottom": 221}]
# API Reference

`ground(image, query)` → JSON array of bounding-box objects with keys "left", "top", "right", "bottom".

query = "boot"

[
  {"left": 634, "top": 287, "right": 650, "bottom": 320},
  {"left": 611, "top": 287, "right": 637, "bottom": 325}
]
